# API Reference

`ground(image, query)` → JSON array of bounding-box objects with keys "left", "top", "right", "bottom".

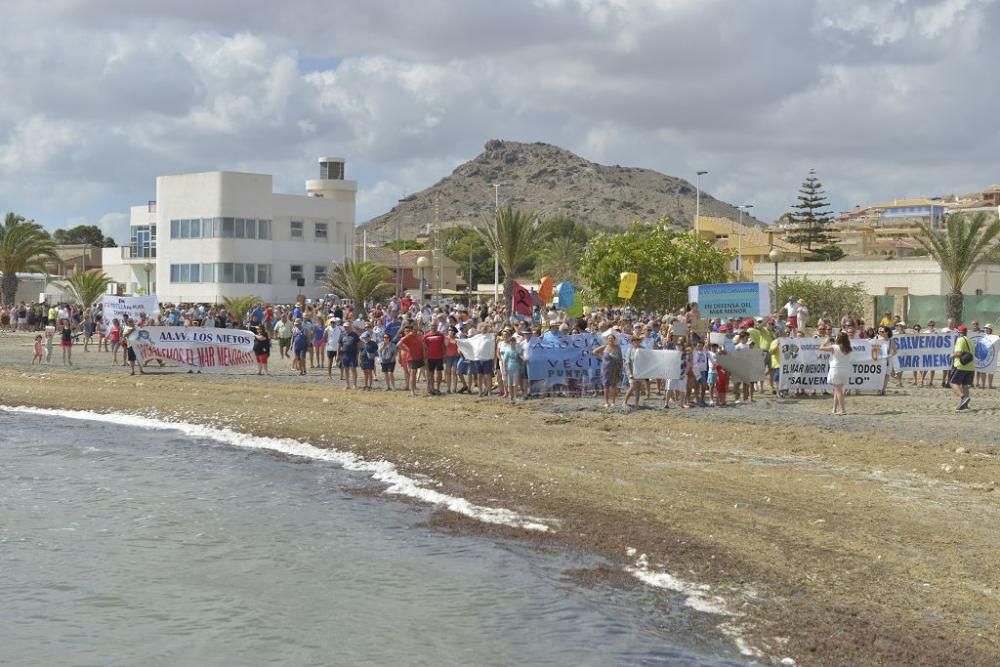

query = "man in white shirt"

[
  {"left": 324, "top": 318, "right": 344, "bottom": 379},
  {"left": 784, "top": 298, "right": 799, "bottom": 331}
]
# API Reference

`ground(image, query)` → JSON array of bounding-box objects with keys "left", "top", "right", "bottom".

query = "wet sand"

[{"left": 2, "top": 332, "right": 999, "bottom": 666}]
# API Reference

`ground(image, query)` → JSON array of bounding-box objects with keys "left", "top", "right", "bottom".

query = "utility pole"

[
  {"left": 695, "top": 170, "right": 709, "bottom": 235},
  {"left": 396, "top": 196, "right": 404, "bottom": 297},
  {"left": 490, "top": 183, "right": 503, "bottom": 305}
]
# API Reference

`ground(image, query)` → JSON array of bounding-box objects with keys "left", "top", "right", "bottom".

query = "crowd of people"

[{"left": 7, "top": 292, "right": 990, "bottom": 412}]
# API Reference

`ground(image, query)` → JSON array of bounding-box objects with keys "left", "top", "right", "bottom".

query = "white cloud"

[{"left": 0, "top": 0, "right": 998, "bottom": 231}]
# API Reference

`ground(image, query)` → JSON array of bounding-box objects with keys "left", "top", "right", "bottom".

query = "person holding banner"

[
  {"left": 820, "top": 332, "right": 852, "bottom": 415},
  {"left": 593, "top": 333, "right": 624, "bottom": 409},
  {"left": 623, "top": 331, "right": 645, "bottom": 408},
  {"left": 951, "top": 325, "right": 975, "bottom": 411}
]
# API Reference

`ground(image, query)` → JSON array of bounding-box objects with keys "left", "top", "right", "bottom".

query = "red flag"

[{"left": 512, "top": 281, "right": 533, "bottom": 317}]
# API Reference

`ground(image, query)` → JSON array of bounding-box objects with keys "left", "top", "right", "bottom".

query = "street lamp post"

[
  {"left": 695, "top": 170, "right": 709, "bottom": 235},
  {"left": 769, "top": 248, "right": 783, "bottom": 314},
  {"left": 142, "top": 262, "right": 154, "bottom": 296},
  {"left": 416, "top": 256, "right": 429, "bottom": 304}
]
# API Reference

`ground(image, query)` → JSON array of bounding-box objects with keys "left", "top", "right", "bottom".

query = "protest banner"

[
  {"left": 632, "top": 349, "right": 681, "bottom": 380},
  {"left": 457, "top": 334, "right": 496, "bottom": 361},
  {"left": 525, "top": 332, "right": 602, "bottom": 392},
  {"left": 777, "top": 338, "right": 886, "bottom": 390},
  {"left": 709, "top": 332, "right": 728, "bottom": 347},
  {"left": 690, "top": 319, "right": 710, "bottom": 336},
  {"left": 687, "top": 282, "right": 770, "bottom": 319},
  {"left": 128, "top": 326, "right": 256, "bottom": 371},
  {"left": 892, "top": 333, "right": 955, "bottom": 372},
  {"left": 969, "top": 331, "right": 1000, "bottom": 373},
  {"left": 618, "top": 272, "right": 638, "bottom": 299},
  {"left": 101, "top": 295, "right": 159, "bottom": 324},
  {"left": 670, "top": 321, "right": 689, "bottom": 336},
  {"left": 717, "top": 349, "right": 767, "bottom": 384}
]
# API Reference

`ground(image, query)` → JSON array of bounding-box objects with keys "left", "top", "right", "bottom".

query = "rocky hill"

[{"left": 361, "top": 139, "right": 757, "bottom": 239}]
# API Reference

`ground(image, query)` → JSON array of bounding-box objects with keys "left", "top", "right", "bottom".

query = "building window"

[
  {"left": 290, "top": 264, "right": 303, "bottom": 282},
  {"left": 234, "top": 263, "right": 245, "bottom": 284},
  {"left": 235, "top": 218, "right": 246, "bottom": 239},
  {"left": 257, "top": 264, "right": 270, "bottom": 284},
  {"left": 202, "top": 218, "right": 214, "bottom": 238},
  {"left": 202, "top": 263, "right": 215, "bottom": 283},
  {"left": 258, "top": 220, "right": 270, "bottom": 240},
  {"left": 315, "top": 222, "right": 328, "bottom": 239},
  {"left": 221, "top": 262, "right": 234, "bottom": 283},
  {"left": 291, "top": 221, "right": 303, "bottom": 239},
  {"left": 246, "top": 219, "right": 257, "bottom": 239},
  {"left": 314, "top": 265, "right": 327, "bottom": 282},
  {"left": 221, "top": 218, "right": 235, "bottom": 238}
]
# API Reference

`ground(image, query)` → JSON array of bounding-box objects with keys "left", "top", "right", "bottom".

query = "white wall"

[
  {"left": 152, "top": 170, "right": 354, "bottom": 304},
  {"left": 753, "top": 258, "right": 1000, "bottom": 295}
]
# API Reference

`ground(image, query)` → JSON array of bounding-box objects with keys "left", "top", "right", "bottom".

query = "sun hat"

[{"left": 986, "top": 323, "right": 993, "bottom": 329}]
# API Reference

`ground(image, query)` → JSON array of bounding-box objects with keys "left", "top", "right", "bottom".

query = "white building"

[{"left": 102, "top": 157, "right": 356, "bottom": 303}]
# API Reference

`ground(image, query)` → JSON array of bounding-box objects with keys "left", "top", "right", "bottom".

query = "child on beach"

[
  {"left": 43, "top": 327, "right": 55, "bottom": 364},
  {"left": 32, "top": 335, "right": 44, "bottom": 364}
]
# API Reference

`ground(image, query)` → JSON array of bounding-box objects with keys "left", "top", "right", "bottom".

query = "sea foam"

[{"left": 1, "top": 405, "right": 551, "bottom": 532}]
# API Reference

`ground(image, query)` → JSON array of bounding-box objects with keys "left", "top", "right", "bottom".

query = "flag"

[{"left": 512, "top": 281, "right": 533, "bottom": 317}]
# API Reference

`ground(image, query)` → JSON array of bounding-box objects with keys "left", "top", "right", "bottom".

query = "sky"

[{"left": 1, "top": 0, "right": 998, "bottom": 243}]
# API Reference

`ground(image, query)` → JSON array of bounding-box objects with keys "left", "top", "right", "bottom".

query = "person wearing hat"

[
  {"left": 359, "top": 330, "right": 378, "bottom": 390},
  {"left": 984, "top": 324, "right": 996, "bottom": 389},
  {"left": 951, "top": 324, "right": 975, "bottom": 410},
  {"left": 324, "top": 317, "right": 344, "bottom": 379}
]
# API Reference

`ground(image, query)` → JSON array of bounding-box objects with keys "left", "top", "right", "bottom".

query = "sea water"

[{"left": 0, "top": 411, "right": 747, "bottom": 666}]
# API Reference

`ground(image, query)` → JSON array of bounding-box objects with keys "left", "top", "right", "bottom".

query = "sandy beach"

[{"left": 2, "top": 331, "right": 998, "bottom": 666}]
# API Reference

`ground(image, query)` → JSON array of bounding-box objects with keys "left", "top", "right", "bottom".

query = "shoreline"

[{"left": 4, "top": 338, "right": 1000, "bottom": 666}]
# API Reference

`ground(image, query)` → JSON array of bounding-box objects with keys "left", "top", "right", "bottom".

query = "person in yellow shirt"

[
  {"left": 951, "top": 324, "right": 975, "bottom": 410},
  {"left": 879, "top": 310, "right": 894, "bottom": 329},
  {"left": 768, "top": 336, "right": 786, "bottom": 397}
]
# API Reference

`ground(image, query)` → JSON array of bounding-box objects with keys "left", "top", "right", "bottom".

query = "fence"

[{"left": 876, "top": 294, "right": 1000, "bottom": 326}]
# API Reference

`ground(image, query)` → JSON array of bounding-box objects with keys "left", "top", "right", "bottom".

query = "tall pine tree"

[{"left": 786, "top": 169, "right": 833, "bottom": 251}]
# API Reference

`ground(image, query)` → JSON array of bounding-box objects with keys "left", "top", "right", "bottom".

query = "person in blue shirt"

[{"left": 338, "top": 322, "right": 361, "bottom": 390}]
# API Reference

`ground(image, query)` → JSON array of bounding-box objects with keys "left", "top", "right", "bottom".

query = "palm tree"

[
  {"left": 324, "top": 259, "right": 393, "bottom": 308},
  {"left": 916, "top": 211, "right": 1000, "bottom": 323},
  {"left": 222, "top": 295, "right": 261, "bottom": 325},
  {"left": 60, "top": 270, "right": 111, "bottom": 311},
  {"left": 479, "top": 204, "right": 542, "bottom": 310},
  {"left": 534, "top": 236, "right": 582, "bottom": 283},
  {"left": 0, "top": 212, "right": 58, "bottom": 305}
]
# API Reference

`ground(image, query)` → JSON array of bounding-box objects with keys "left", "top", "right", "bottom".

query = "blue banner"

[
  {"left": 525, "top": 332, "right": 601, "bottom": 390},
  {"left": 689, "top": 282, "right": 769, "bottom": 319}
]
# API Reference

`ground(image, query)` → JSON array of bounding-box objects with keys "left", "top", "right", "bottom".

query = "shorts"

[
  {"left": 294, "top": 349, "right": 306, "bottom": 360},
  {"left": 476, "top": 360, "right": 494, "bottom": 375},
  {"left": 341, "top": 356, "right": 358, "bottom": 368},
  {"left": 279, "top": 338, "right": 291, "bottom": 349},
  {"left": 445, "top": 355, "right": 460, "bottom": 368},
  {"left": 361, "top": 360, "right": 375, "bottom": 370},
  {"left": 256, "top": 353, "right": 269, "bottom": 363},
  {"left": 326, "top": 350, "right": 337, "bottom": 359},
  {"left": 408, "top": 359, "right": 425, "bottom": 370},
  {"left": 61, "top": 340, "right": 72, "bottom": 348},
  {"left": 426, "top": 358, "right": 444, "bottom": 372},
  {"left": 457, "top": 359, "right": 471, "bottom": 375},
  {"left": 706, "top": 372, "right": 717, "bottom": 386},
  {"left": 505, "top": 371, "right": 521, "bottom": 385},
  {"left": 697, "top": 371, "right": 708, "bottom": 385},
  {"left": 126, "top": 347, "right": 136, "bottom": 362},
  {"left": 772, "top": 368, "right": 780, "bottom": 382},
  {"left": 950, "top": 369, "right": 974, "bottom": 386},
  {"left": 381, "top": 362, "right": 396, "bottom": 373}
]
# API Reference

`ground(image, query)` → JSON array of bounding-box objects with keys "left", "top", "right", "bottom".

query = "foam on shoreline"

[{"left": 1, "top": 405, "right": 552, "bottom": 532}]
